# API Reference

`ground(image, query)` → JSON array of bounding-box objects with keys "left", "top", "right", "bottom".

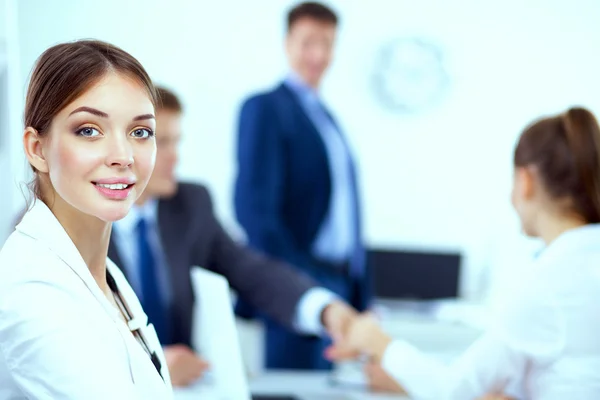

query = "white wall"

[
  {"left": 0, "top": 0, "right": 7, "bottom": 240},
  {"left": 1, "top": 0, "right": 24, "bottom": 241},
  {"left": 11, "top": 0, "right": 600, "bottom": 302}
]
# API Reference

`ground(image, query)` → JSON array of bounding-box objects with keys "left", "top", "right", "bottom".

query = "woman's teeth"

[{"left": 95, "top": 183, "right": 129, "bottom": 190}]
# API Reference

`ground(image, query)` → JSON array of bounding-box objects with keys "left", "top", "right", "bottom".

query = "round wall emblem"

[{"left": 372, "top": 37, "right": 450, "bottom": 113}]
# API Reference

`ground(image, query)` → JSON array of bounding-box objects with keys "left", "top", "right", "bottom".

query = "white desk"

[{"left": 174, "top": 371, "right": 408, "bottom": 399}]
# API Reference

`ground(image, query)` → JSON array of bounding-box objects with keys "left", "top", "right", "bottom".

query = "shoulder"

[
  {"left": 0, "top": 234, "right": 83, "bottom": 315},
  {"left": 0, "top": 235, "right": 117, "bottom": 352},
  {"left": 0, "top": 231, "right": 99, "bottom": 323},
  {"left": 239, "top": 84, "right": 288, "bottom": 113},
  {"left": 172, "top": 182, "right": 212, "bottom": 207},
  {"left": 0, "top": 231, "right": 66, "bottom": 291},
  {"left": 491, "top": 256, "right": 575, "bottom": 359},
  {"left": 159, "top": 182, "right": 216, "bottom": 222},
  {"left": 0, "top": 256, "right": 134, "bottom": 397}
]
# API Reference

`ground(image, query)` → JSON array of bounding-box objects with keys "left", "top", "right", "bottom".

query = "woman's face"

[{"left": 32, "top": 72, "right": 156, "bottom": 222}]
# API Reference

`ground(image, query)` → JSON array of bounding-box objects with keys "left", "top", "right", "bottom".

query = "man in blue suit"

[{"left": 234, "top": 2, "right": 372, "bottom": 370}]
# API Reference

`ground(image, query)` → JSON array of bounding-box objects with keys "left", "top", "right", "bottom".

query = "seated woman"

[
  {"left": 0, "top": 40, "right": 172, "bottom": 398},
  {"left": 327, "top": 107, "right": 600, "bottom": 399}
]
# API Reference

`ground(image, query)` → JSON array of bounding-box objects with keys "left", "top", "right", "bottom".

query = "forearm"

[
  {"left": 380, "top": 334, "right": 525, "bottom": 400},
  {"left": 226, "top": 250, "right": 316, "bottom": 329}
]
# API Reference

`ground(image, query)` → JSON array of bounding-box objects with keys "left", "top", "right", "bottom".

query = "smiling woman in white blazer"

[
  {"left": 327, "top": 107, "right": 600, "bottom": 399},
  {"left": 0, "top": 40, "right": 173, "bottom": 399}
]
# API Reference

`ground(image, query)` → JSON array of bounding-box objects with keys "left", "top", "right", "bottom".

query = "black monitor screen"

[{"left": 369, "top": 248, "right": 461, "bottom": 300}]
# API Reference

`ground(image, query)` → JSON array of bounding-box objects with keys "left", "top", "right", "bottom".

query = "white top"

[
  {"left": 0, "top": 201, "right": 173, "bottom": 399},
  {"left": 382, "top": 224, "right": 600, "bottom": 400}
]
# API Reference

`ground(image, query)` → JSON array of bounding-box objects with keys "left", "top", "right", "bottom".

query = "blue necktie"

[{"left": 137, "top": 217, "right": 171, "bottom": 344}]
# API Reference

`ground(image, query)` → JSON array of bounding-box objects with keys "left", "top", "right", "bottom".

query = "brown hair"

[
  {"left": 287, "top": 2, "right": 338, "bottom": 31},
  {"left": 156, "top": 86, "right": 183, "bottom": 113},
  {"left": 514, "top": 107, "right": 600, "bottom": 223},
  {"left": 24, "top": 39, "right": 157, "bottom": 200}
]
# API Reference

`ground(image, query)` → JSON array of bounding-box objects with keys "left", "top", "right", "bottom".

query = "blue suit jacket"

[{"left": 234, "top": 82, "right": 371, "bottom": 313}]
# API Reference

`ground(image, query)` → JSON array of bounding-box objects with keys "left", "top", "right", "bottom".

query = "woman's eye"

[
  {"left": 76, "top": 127, "right": 100, "bottom": 137},
  {"left": 131, "top": 128, "right": 154, "bottom": 139}
]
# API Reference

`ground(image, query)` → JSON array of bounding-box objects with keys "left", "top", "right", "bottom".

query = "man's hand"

[
  {"left": 364, "top": 361, "right": 406, "bottom": 394},
  {"left": 325, "top": 313, "right": 392, "bottom": 362},
  {"left": 163, "top": 344, "right": 210, "bottom": 387},
  {"left": 320, "top": 300, "right": 358, "bottom": 342}
]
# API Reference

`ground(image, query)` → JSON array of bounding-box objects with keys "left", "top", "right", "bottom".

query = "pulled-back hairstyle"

[
  {"left": 514, "top": 107, "right": 600, "bottom": 223},
  {"left": 24, "top": 39, "right": 157, "bottom": 200}
]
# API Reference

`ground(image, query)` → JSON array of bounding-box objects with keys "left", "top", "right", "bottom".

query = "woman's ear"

[
  {"left": 23, "top": 127, "right": 48, "bottom": 173},
  {"left": 515, "top": 166, "right": 535, "bottom": 201}
]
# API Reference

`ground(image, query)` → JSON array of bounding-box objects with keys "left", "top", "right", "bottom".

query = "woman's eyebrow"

[
  {"left": 68, "top": 107, "right": 155, "bottom": 122},
  {"left": 133, "top": 114, "right": 155, "bottom": 121},
  {"left": 69, "top": 106, "right": 108, "bottom": 118}
]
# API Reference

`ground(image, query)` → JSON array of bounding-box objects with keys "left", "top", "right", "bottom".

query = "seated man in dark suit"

[{"left": 108, "top": 86, "right": 358, "bottom": 387}]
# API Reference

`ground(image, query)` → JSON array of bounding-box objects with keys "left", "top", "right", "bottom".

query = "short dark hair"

[
  {"left": 156, "top": 86, "right": 183, "bottom": 113},
  {"left": 287, "top": 2, "right": 338, "bottom": 31}
]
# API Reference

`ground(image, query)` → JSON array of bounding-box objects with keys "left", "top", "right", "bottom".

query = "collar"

[
  {"left": 16, "top": 200, "right": 121, "bottom": 320},
  {"left": 113, "top": 198, "right": 158, "bottom": 235},
  {"left": 538, "top": 223, "right": 600, "bottom": 262},
  {"left": 284, "top": 71, "right": 320, "bottom": 105}
]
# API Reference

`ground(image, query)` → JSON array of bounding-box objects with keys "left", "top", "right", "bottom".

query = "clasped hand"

[
  {"left": 322, "top": 307, "right": 392, "bottom": 363},
  {"left": 321, "top": 307, "right": 402, "bottom": 393},
  {"left": 322, "top": 308, "right": 516, "bottom": 399}
]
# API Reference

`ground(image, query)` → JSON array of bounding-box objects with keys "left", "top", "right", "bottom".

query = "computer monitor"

[{"left": 368, "top": 248, "right": 461, "bottom": 300}]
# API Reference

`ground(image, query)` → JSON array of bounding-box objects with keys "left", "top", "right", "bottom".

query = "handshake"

[
  {"left": 320, "top": 301, "right": 402, "bottom": 393},
  {"left": 321, "top": 302, "right": 516, "bottom": 399},
  {"left": 321, "top": 301, "right": 391, "bottom": 363}
]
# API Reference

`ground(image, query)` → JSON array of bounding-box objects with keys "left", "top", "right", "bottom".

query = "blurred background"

[{"left": 2, "top": 0, "right": 600, "bottom": 373}]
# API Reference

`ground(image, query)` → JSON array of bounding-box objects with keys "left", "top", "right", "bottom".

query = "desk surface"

[{"left": 174, "top": 371, "right": 408, "bottom": 400}]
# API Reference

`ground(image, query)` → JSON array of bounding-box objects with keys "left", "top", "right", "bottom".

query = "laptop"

[{"left": 190, "top": 267, "right": 300, "bottom": 400}]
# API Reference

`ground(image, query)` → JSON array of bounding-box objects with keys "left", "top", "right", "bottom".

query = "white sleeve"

[
  {"left": 381, "top": 294, "right": 563, "bottom": 400},
  {"left": 293, "top": 287, "right": 339, "bottom": 335},
  {"left": 381, "top": 333, "right": 528, "bottom": 400},
  {"left": 0, "top": 281, "right": 140, "bottom": 400}
]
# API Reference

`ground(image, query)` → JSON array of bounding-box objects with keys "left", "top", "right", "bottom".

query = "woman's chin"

[{"left": 95, "top": 204, "right": 133, "bottom": 222}]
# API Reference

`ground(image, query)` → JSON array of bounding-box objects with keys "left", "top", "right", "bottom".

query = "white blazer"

[
  {"left": 382, "top": 225, "right": 600, "bottom": 399},
  {"left": 0, "top": 201, "right": 173, "bottom": 399}
]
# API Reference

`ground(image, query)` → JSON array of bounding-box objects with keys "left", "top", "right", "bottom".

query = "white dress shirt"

[
  {"left": 285, "top": 73, "right": 358, "bottom": 264},
  {"left": 113, "top": 200, "right": 336, "bottom": 336},
  {"left": 0, "top": 201, "right": 173, "bottom": 399},
  {"left": 382, "top": 224, "right": 600, "bottom": 399}
]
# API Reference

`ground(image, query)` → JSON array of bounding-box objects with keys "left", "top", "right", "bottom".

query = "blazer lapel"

[
  {"left": 157, "top": 197, "right": 185, "bottom": 275},
  {"left": 279, "top": 82, "right": 326, "bottom": 143},
  {"left": 16, "top": 201, "right": 118, "bottom": 317}
]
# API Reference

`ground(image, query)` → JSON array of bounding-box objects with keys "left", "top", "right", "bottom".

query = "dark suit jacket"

[
  {"left": 234, "top": 82, "right": 371, "bottom": 312},
  {"left": 108, "top": 182, "right": 316, "bottom": 348}
]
